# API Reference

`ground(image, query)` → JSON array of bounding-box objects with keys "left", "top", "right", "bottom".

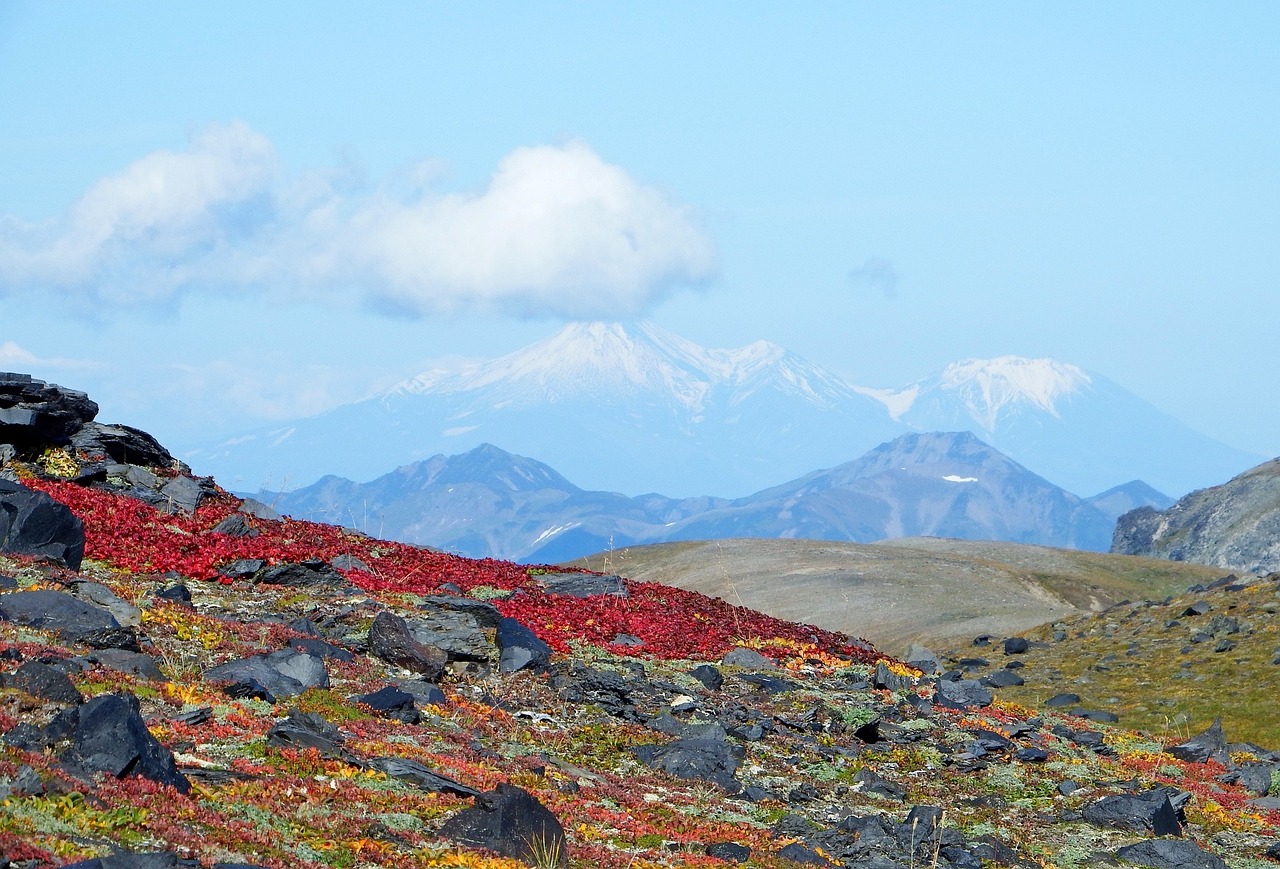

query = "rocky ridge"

[
  {"left": 1, "top": 373, "right": 1278, "bottom": 868},
  {"left": 1113, "top": 457, "right": 1280, "bottom": 575}
]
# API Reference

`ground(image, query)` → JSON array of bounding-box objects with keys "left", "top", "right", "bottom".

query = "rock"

[
  {"left": 854, "top": 767, "right": 907, "bottom": 800},
  {"left": 534, "top": 571, "right": 628, "bottom": 597},
  {"left": 721, "top": 647, "right": 775, "bottom": 669},
  {"left": 420, "top": 594, "right": 503, "bottom": 630},
  {"left": 1045, "top": 692, "right": 1081, "bottom": 707},
  {"left": 153, "top": 583, "right": 192, "bottom": 604},
  {"left": 5, "top": 659, "right": 83, "bottom": 704},
  {"left": 61, "top": 852, "right": 182, "bottom": 869},
  {"left": 217, "top": 558, "right": 266, "bottom": 580},
  {"left": 1114, "top": 838, "right": 1227, "bottom": 869},
  {"left": 71, "top": 581, "right": 142, "bottom": 627},
  {"left": 903, "top": 644, "right": 939, "bottom": 674},
  {"left": 0, "top": 373, "right": 98, "bottom": 446},
  {"left": 368, "top": 611, "right": 448, "bottom": 680},
  {"left": 1169, "top": 718, "right": 1229, "bottom": 765},
  {"left": 256, "top": 560, "right": 346, "bottom": 587},
  {"left": 353, "top": 685, "right": 421, "bottom": 723},
  {"left": 873, "top": 660, "right": 913, "bottom": 691},
  {"left": 266, "top": 710, "right": 349, "bottom": 759},
  {"left": 439, "top": 783, "right": 567, "bottom": 866},
  {"left": 70, "top": 422, "right": 173, "bottom": 468},
  {"left": 80, "top": 649, "right": 166, "bottom": 681},
  {"left": 633, "top": 733, "right": 743, "bottom": 791},
  {"left": 981, "top": 669, "right": 1025, "bottom": 688},
  {"left": 366, "top": 756, "right": 482, "bottom": 797},
  {"left": 1182, "top": 601, "right": 1212, "bottom": 617},
  {"left": 705, "top": 842, "right": 751, "bottom": 862},
  {"left": 934, "top": 678, "right": 993, "bottom": 709},
  {"left": 205, "top": 650, "right": 329, "bottom": 700},
  {"left": 158, "top": 475, "right": 209, "bottom": 515},
  {"left": 690, "top": 664, "right": 724, "bottom": 690},
  {"left": 496, "top": 617, "right": 552, "bottom": 674},
  {"left": 78, "top": 626, "right": 143, "bottom": 652},
  {"left": 1003, "top": 637, "right": 1030, "bottom": 655},
  {"left": 329, "top": 553, "right": 370, "bottom": 573},
  {"left": 407, "top": 610, "right": 492, "bottom": 662},
  {"left": 288, "top": 636, "right": 356, "bottom": 663},
  {"left": 775, "top": 841, "right": 834, "bottom": 866},
  {"left": 67, "top": 693, "right": 189, "bottom": 793},
  {"left": 1082, "top": 789, "right": 1181, "bottom": 836},
  {"left": 237, "top": 497, "right": 281, "bottom": 521},
  {"left": 0, "top": 479, "right": 85, "bottom": 569},
  {"left": 210, "top": 513, "right": 257, "bottom": 537},
  {"left": 0, "top": 589, "right": 119, "bottom": 640}
]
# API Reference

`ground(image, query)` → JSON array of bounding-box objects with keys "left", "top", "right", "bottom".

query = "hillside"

[
  {"left": 568, "top": 537, "right": 1225, "bottom": 655},
  {"left": 3, "top": 373, "right": 1280, "bottom": 869},
  {"left": 1113, "top": 457, "right": 1280, "bottom": 574}
]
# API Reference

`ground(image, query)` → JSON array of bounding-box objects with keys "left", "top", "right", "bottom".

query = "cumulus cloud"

[
  {"left": 848, "top": 256, "right": 898, "bottom": 298},
  {"left": 0, "top": 125, "right": 716, "bottom": 318}
]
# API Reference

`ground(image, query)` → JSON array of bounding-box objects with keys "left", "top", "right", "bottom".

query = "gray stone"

[
  {"left": 721, "top": 647, "right": 776, "bottom": 669},
  {"left": 366, "top": 756, "right": 482, "bottom": 797},
  {"left": 1082, "top": 790, "right": 1181, "bottom": 836},
  {"left": 238, "top": 497, "right": 282, "bottom": 521},
  {"left": 5, "top": 660, "right": 83, "bottom": 704},
  {"left": 0, "top": 589, "right": 119, "bottom": 640},
  {"left": 159, "top": 475, "right": 207, "bottom": 515},
  {"left": 80, "top": 649, "right": 166, "bottom": 681},
  {"left": 0, "top": 373, "right": 97, "bottom": 446},
  {"left": 204, "top": 650, "right": 328, "bottom": 700},
  {"left": 421, "top": 594, "right": 503, "bottom": 630},
  {"left": 368, "top": 611, "right": 448, "bottom": 680},
  {"left": 534, "top": 571, "right": 628, "bottom": 598},
  {"left": 1115, "top": 838, "right": 1227, "bottom": 869},
  {"left": 633, "top": 734, "right": 744, "bottom": 791},
  {"left": 1169, "top": 718, "right": 1229, "bottom": 765},
  {"left": 903, "top": 644, "right": 939, "bottom": 674},
  {"left": 71, "top": 422, "right": 173, "bottom": 468},
  {"left": 71, "top": 581, "right": 142, "bottom": 628},
  {"left": 934, "top": 678, "right": 993, "bottom": 709},
  {"left": 407, "top": 610, "right": 492, "bottom": 662}
]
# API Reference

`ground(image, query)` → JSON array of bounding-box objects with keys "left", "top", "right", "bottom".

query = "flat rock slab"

[
  {"left": 1115, "top": 839, "right": 1227, "bottom": 869},
  {"left": 534, "top": 572, "right": 628, "bottom": 598},
  {"left": 1083, "top": 790, "right": 1182, "bottom": 836},
  {"left": 0, "top": 589, "right": 120, "bottom": 640},
  {"left": 497, "top": 617, "right": 552, "bottom": 674},
  {"left": 632, "top": 735, "right": 744, "bottom": 791},
  {"left": 407, "top": 610, "right": 492, "bottom": 662},
  {"left": 205, "top": 650, "right": 329, "bottom": 701}
]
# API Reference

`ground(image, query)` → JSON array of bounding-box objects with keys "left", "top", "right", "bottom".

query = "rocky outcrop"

[
  {"left": 0, "top": 373, "right": 98, "bottom": 450},
  {"left": 1112, "top": 458, "right": 1280, "bottom": 574}
]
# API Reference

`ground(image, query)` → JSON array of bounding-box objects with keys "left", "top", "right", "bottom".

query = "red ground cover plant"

[{"left": 29, "top": 479, "right": 877, "bottom": 662}]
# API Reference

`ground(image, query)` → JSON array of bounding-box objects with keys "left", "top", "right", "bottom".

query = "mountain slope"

[
  {"left": 569, "top": 536, "right": 1225, "bottom": 654},
  {"left": 270, "top": 434, "right": 1117, "bottom": 562},
  {"left": 1112, "top": 456, "right": 1280, "bottom": 574}
]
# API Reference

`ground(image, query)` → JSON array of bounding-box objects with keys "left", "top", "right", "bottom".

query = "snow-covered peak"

[{"left": 935, "top": 356, "right": 1091, "bottom": 428}]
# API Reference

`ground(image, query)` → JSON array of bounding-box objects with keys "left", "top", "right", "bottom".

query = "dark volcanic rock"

[
  {"left": 70, "top": 421, "right": 174, "bottom": 468},
  {"left": 633, "top": 730, "right": 744, "bottom": 791},
  {"left": 0, "top": 589, "right": 119, "bottom": 640},
  {"left": 0, "top": 479, "right": 85, "bottom": 569},
  {"left": 5, "top": 659, "right": 83, "bottom": 704},
  {"left": 420, "top": 594, "right": 503, "bottom": 630},
  {"left": 439, "top": 783, "right": 567, "bottom": 866},
  {"left": 0, "top": 373, "right": 98, "bottom": 446},
  {"left": 266, "top": 710, "right": 348, "bottom": 759},
  {"left": 257, "top": 560, "right": 346, "bottom": 587},
  {"left": 534, "top": 571, "right": 628, "bottom": 597},
  {"left": 366, "top": 756, "right": 482, "bottom": 797},
  {"left": 1115, "top": 838, "right": 1228, "bottom": 869},
  {"left": 204, "top": 650, "right": 329, "bottom": 701},
  {"left": 353, "top": 685, "right": 421, "bottom": 723},
  {"left": 62, "top": 852, "right": 182, "bottom": 869},
  {"left": 1082, "top": 789, "right": 1182, "bottom": 836},
  {"left": 934, "top": 677, "right": 993, "bottom": 709},
  {"left": 368, "top": 611, "right": 448, "bottom": 680},
  {"left": 496, "top": 617, "right": 552, "bottom": 674},
  {"left": 1168, "top": 717, "right": 1229, "bottom": 765},
  {"left": 407, "top": 610, "right": 492, "bottom": 662},
  {"left": 68, "top": 693, "right": 190, "bottom": 794}
]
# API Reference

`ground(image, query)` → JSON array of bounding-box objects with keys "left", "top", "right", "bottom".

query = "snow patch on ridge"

[{"left": 936, "top": 356, "right": 1091, "bottom": 431}]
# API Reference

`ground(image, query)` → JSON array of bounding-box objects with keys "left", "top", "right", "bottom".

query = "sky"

[{"left": 2, "top": 2, "right": 1278, "bottom": 462}]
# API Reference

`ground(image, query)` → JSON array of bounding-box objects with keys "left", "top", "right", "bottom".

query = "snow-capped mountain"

[
  {"left": 868, "top": 356, "right": 1257, "bottom": 498},
  {"left": 185, "top": 322, "right": 1261, "bottom": 499},
  {"left": 188, "top": 321, "right": 901, "bottom": 497}
]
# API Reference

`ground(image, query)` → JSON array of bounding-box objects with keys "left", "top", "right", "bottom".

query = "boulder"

[
  {"left": 265, "top": 710, "right": 348, "bottom": 759},
  {"left": 0, "top": 479, "right": 85, "bottom": 569},
  {"left": 1114, "top": 839, "right": 1227, "bottom": 869},
  {"left": 689, "top": 664, "right": 724, "bottom": 690},
  {"left": 496, "top": 617, "right": 552, "bottom": 674},
  {"left": 1168, "top": 718, "right": 1229, "bottom": 765},
  {"left": 61, "top": 853, "right": 182, "bottom": 869},
  {"left": 0, "top": 589, "right": 119, "bottom": 640},
  {"left": 407, "top": 610, "right": 492, "bottom": 662},
  {"left": 534, "top": 571, "right": 628, "bottom": 598},
  {"left": 353, "top": 685, "right": 421, "bottom": 724},
  {"left": 67, "top": 693, "right": 189, "bottom": 793},
  {"left": 71, "top": 580, "right": 142, "bottom": 627},
  {"left": 633, "top": 733, "right": 744, "bottom": 791},
  {"left": 420, "top": 594, "right": 503, "bottom": 630},
  {"left": 934, "top": 678, "right": 993, "bottom": 709},
  {"left": 439, "top": 783, "right": 567, "bottom": 866},
  {"left": 80, "top": 649, "right": 166, "bottom": 681},
  {"left": 4, "top": 659, "right": 83, "bottom": 704},
  {"left": 368, "top": 611, "right": 448, "bottom": 680},
  {"left": 366, "top": 756, "right": 482, "bottom": 797},
  {"left": 257, "top": 560, "right": 346, "bottom": 587},
  {"left": 70, "top": 421, "right": 173, "bottom": 468},
  {"left": 204, "top": 650, "right": 329, "bottom": 701},
  {"left": 0, "top": 373, "right": 98, "bottom": 447},
  {"left": 1082, "top": 789, "right": 1182, "bottom": 836}
]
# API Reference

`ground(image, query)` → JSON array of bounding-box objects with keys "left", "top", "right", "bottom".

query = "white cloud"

[
  {"left": 0, "top": 341, "right": 94, "bottom": 371},
  {"left": 0, "top": 125, "right": 716, "bottom": 318}
]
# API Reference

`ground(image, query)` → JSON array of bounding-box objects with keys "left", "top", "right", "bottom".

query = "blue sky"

[{"left": 2, "top": 2, "right": 1278, "bottom": 461}]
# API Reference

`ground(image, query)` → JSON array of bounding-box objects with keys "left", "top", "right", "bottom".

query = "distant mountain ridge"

[
  {"left": 267, "top": 432, "right": 1135, "bottom": 562},
  {"left": 189, "top": 321, "right": 1260, "bottom": 498}
]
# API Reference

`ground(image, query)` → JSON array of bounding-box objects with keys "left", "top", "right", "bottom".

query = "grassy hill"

[{"left": 567, "top": 537, "right": 1226, "bottom": 655}]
